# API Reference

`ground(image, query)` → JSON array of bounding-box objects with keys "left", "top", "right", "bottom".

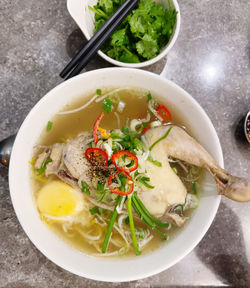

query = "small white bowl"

[
  {"left": 9, "top": 68, "right": 222, "bottom": 282},
  {"left": 67, "top": 0, "right": 181, "bottom": 68}
]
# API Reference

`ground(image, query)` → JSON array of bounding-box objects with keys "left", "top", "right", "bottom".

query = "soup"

[{"left": 31, "top": 87, "right": 202, "bottom": 257}]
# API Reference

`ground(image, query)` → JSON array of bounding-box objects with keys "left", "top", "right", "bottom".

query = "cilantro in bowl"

[{"left": 89, "top": 0, "right": 177, "bottom": 63}]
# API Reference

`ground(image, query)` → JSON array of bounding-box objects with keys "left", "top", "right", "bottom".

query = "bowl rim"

[
  {"left": 67, "top": 0, "right": 181, "bottom": 68},
  {"left": 9, "top": 68, "right": 223, "bottom": 282}
]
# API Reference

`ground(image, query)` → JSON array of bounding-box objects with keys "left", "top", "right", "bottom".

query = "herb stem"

[
  {"left": 134, "top": 193, "right": 169, "bottom": 228},
  {"left": 102, "top": 195, "right": 122, "bottom": 253},
  {"left": 149, "top": 127, "right": 172, "bottom": 151},
  {"left": 131, "top": 195, "right": 167, "bottom": 240},
  {"left": 127, "top": 196, "right": 141, "bottom": 255}
]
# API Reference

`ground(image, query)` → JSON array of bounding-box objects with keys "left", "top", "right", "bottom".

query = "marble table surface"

[{"left": 0, "top": 0, "right": 249, "bottom": 287}]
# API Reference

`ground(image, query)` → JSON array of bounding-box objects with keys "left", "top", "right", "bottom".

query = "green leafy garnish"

[
  {"left": 172, "top": 167, "right": 178, "bottom": 174},
  {"left": 147, "top": 93, "right": 152, "bottom": 102},
  {"left": 90, "top": 206, "right": 101, "bottom": 215},
  {"left": 36, "top": 157, "right": 52, "bottom": 174},
  {"left": 149, "top": 126, "right": 172, "bottom": 151},
  {"left": 102, "top": 98, "right": 113, "bottom": 113},
  {"left": 138, "top": 176, "right": 154, "bottom": 189},
  {"left": 96, "top": 88, "right": 102, "bottom": 95},
  {"left": 46, "top": 121, "right": 53, "bottom": 132},
  {"left": 81, "top": 181, "right": 90, "bottom": 195},
  {"left": 192, "top": 182, "right": 197, "bottom": 195},
  {"left": 90, "top": 0, "right": 177, "bottom": 63},
  {"left": 147, "top": 155, "right": 162, "bottom": 167}
]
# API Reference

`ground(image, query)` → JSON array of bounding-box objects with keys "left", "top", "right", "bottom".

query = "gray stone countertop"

[{"left": 0, "top": 0, "right": 249, "bottom": 287}]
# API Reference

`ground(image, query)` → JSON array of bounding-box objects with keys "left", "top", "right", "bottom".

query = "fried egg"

[{"left": 37, "top": 181, "right": 84, "bottom": 222}]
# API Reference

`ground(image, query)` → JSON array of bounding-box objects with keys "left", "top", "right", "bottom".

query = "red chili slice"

[
  {"left": 85, "top": 148, "right": 108, "bottom": 167},
  {"left": 108, "top": 171, "right": 134, "bottom": 195},
  {"left": 141, "top": 127, "right": 150, "bottom": 134},
  {"left": 111, "top": 150, "right": 138, "bottom": 173},
  {"left": 93, "top": 112, "right": 104, "bottom": 144},
  {"left": 156, "top": 105, "right": 172, "bottom": 122}
]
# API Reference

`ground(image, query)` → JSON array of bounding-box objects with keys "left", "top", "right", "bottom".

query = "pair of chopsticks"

[{"left": 60, "top": 0, "right": 139, "bottom": 80}]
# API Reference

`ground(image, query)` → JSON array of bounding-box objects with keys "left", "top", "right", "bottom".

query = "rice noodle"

[
  {"left": 76, "top": 227, "right": 101, "bottom": 241},
  {"left": 138, "top": 235, "right": 153, "bottom": 250},
  {"left": 114, "top": 224, "right": 130, "bottom": 247},
  {"left": 57, "top": 94, "right": 99, "bottom": 115},
  {"left": 42, "top": 214, "right": 74, "bottom": 222},
  {"left": 118, "top": 214, "right": 128, "bottom": 229},
  {"left": 94, "top": 214, "right": 107, "bottom": 226},
  {"left": 95, "top": 87, "right": 131, "bottom": 103},
  {"left": 116, "top": 197, "right": 125, "bottom": 214},
  {"left": 114, "top": 111, "right": 121, "bottom": 127},
  {"left": 87, "top": 196, "right": 115, "bottom": 211},
  {"left": 177, "top": 160, "right": 189, "bottom": 173},
  {"left": 92, "top": 247, "right": 128, "bottom": 257}
]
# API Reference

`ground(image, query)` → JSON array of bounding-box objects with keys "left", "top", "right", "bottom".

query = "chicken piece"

[
  {"left": 62, "top": 133, "right": 91, "bottom": 179},
  {"left": 34, "top": 150, "right": 49, "bottom": 169},
  {"left": 45, "top": 143, "right": 64, "bottom": 176},
  {"left": 137, "top": 146, "right": 187, "bottom": 218},
  {"left": 145, "top": 125, "right": 250, "bottom": 202}
]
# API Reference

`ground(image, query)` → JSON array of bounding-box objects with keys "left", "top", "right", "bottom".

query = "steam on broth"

[{"left": 31, "top": 87, "right": 202, "bottom": 257}]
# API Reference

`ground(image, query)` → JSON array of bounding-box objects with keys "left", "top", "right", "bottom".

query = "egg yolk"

[{"left": 37, "top": 181, "right": 83, "bottom": 217}]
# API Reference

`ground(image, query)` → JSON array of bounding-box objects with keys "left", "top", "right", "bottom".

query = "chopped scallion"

[
  {"left": 102, "top": 196, "right": 122, "bottom": 253},
  {"left": 36, "top": 157, "right": 52, "bottom": 175},
  {"left": 147, "top": 155, "right": 162, "bottom": 167},
  {"left": 149, "top": 127, "right": 172, "bottom": 151},
  {"left": 96, "top": 89, "right": 102, "bottom": 95},
  {"left": 192, "top": 182, "right": 197, "bottom": 195},
  {"left": 81, "top": 181, "right": 90, "bottom": 195},
  {"left": 89, "top": 206, "right": 100, "bottom": 215},
  {"left": 46, "top": 121, "right": 53, "bottom": 132}
]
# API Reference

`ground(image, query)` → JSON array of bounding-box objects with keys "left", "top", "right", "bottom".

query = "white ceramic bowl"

[
  {"left": 9, "top": 68, "right": 222, "bottom": 282},
  {"left": 67, "top": 0, "right": 181, "bottom": 67}
]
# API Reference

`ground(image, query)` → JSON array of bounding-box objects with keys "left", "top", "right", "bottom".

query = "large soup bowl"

[{"left": 9, "top": 68, "right": 223, "bottom": 282}]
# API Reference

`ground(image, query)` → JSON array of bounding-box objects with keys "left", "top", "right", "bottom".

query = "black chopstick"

[
  {"left": 62, "top": 0, "right": 139, "bottom": 80},
  {"left": 60, "top": 0, "right": 134, "bottom": 79}
]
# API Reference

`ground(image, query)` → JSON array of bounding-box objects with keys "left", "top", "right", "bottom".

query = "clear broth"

[{"left": 32, "top": 87, "right": 201, "bottom": 258}]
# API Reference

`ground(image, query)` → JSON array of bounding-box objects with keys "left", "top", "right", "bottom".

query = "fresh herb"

[
  {"left": 133, "top": 138, "right": 144, "bottom": 151},
  {"left": 90, "top": 0, "right": 177, "bottom": 63},
  {"left": 90, "top": 206, "right": 101, "bottom": 215},
  {"left": 125, "top": 216, "right": 129, "bottom": 225},
  {"left": 96, "top": 88, "right": 102, "bottom": 95},
  {"left": 36, "top": 157, "right": 52, "bottom": 174},
  {"left": 147, "top": 155, "right": 162, "bottom": 167},
  {"left": 149, "top": 126, "right": 172, "bottom": 151},
  {"left": 138, "top": 176, "right": 154, "bottom": 189},
  {"left": 102, "top": 195, "right": 122, "bottom": 253},
  {"left": 137, "top": 228, "right": 144, "bottom": 239},
  {"left": 147, "top": 93, "right": 152, "bottom": 102},
  {"left": 46, "top": 121, "right": 53, "bottom": 132},
  {"left": 131, "top": 194, "right": 167, "bottom": 240},
  {"left": 192, "top": 182, "right": 197, "bottom": 195},
  {"left": 127, "top": 196, "right": 141, "bottom": 255},
  {"left": 102, "top": 98, "right": 113, "bottom": 113},
  {"left": 172, "top": 167, "right": 178, "bottom": 174},
  {"left": 81, "top": 181, "right": 90, "bottom": 195},
  {"left": 96, "top": 181, "right": 110, "bottom": 202}
]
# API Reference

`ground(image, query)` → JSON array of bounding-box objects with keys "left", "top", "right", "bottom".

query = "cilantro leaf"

[
  {"left": 102, "top": 98, "right": 113, "bottom": 113},
  {"left": 136, "top": 34, "right": 159, "bottom": 59},
  {"left": 111, "top": 28, "right": 129, "bottom": 46}
]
